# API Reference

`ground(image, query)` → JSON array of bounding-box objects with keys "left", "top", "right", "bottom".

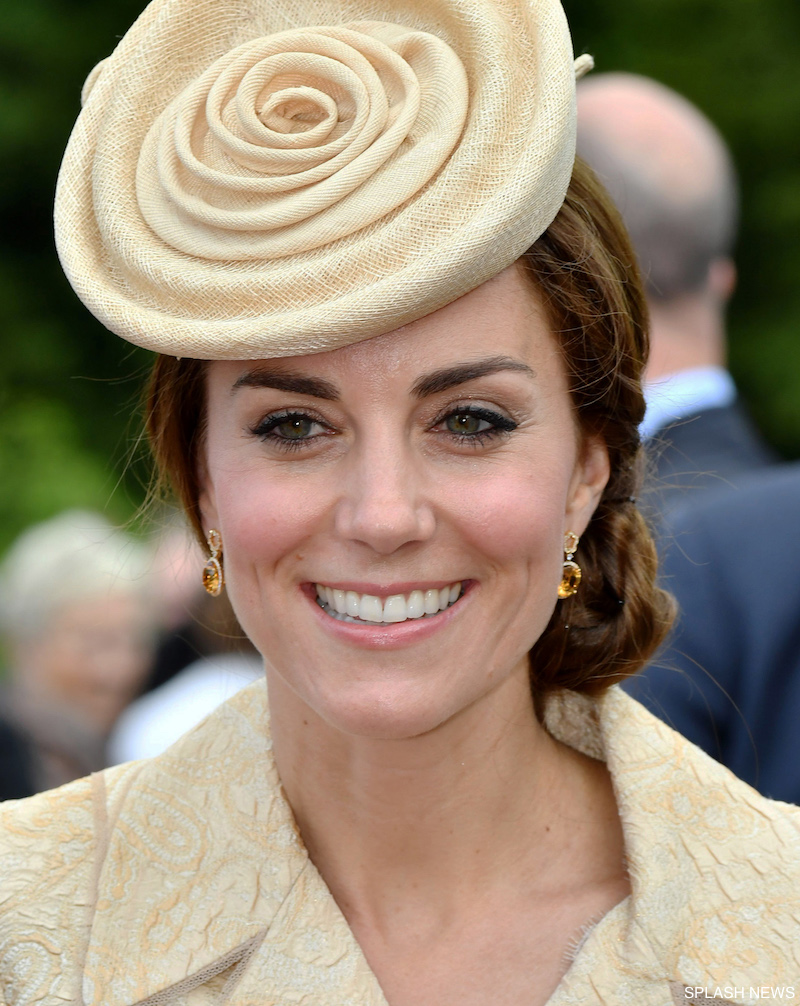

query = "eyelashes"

[
  {"left": 249, "top": 410, "right": 332, "bottom": 452},
  {"left": 249, "top": 405, "right": 519, "bottom": 453},
  {"left": 439, "top": 406, "right": 518, "bottom": 445}
]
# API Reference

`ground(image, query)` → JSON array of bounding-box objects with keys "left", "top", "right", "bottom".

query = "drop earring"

[
  {"left": 202, "top": 529, "right": 224, "bottom": 597},
  {"left": 558, "top": 531, "right": 582, "bottom": 599}
]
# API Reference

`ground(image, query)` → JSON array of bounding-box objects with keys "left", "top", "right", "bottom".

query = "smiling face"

[{"left": 200, "top": 264, "right": 609, "bottom": 739}]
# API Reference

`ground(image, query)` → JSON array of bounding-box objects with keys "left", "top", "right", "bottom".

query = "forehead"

[{"left": 209, "top": 264, "right": 562, "bottom": 392}]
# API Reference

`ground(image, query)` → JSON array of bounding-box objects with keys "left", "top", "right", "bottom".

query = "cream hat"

[{"left": 55, "top": 0, "right": 592, "bottom": 360}]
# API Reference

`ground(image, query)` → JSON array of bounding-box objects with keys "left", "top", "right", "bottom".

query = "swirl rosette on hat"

[
  {"left": 56, "top": 0, "right": 582, "bottom": 359},
  {"left": 138, "top": 24, "right": 468, "bottom": 261}
]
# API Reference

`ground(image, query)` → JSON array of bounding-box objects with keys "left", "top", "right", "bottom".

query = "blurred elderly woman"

[{"left": 0, "top": 510, "right": 154, "bottom": 796}]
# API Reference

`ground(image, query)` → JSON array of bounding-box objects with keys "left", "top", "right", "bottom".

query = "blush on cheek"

[
  {"left": 447, "top": 476, "right": 567, "bottom": 565},
  {"left": 210, "top": 469, "right": 340, "bottom": 645},
  {"left": 214, "top": 472, "right": 326, "bottom": 563}
]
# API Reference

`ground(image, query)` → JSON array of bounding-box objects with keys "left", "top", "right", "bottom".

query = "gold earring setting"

[
  {"left": 202, "top": 529, "right": 224, "bottom": 597},
  {"left": 558, "top": 531, "right": 582, "bottom": 599}
]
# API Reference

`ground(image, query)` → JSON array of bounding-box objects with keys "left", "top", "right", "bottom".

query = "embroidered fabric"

[
  {"left": 1, "top": 682, "right": 798, "bottom": 1005},
  {"left": 136, "top": 934, "right": 267, "bottom": 1005}
]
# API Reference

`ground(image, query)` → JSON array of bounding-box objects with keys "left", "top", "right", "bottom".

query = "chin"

[{"left": 304, "top": 677, "right": 463, "bottom": 742}]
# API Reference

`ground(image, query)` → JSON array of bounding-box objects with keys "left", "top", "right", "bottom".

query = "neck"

[
  {"left": 645, "top": 293, "right": 727, "bottom": 382},
  {"left": 267, "top": 664, "right": 622, "bottom": 932}
]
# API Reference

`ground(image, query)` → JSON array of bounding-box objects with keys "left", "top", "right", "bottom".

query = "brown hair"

[
  {"left": 146, "top": 156, "right": 674, "bottom": 700},
  {"left": 522, "top": 157, "right": 675, "bottom": 701}
]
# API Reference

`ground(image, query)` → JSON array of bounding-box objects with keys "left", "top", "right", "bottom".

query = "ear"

[{"left": 564, "top": 432, "right": 610, "bottom": 537}]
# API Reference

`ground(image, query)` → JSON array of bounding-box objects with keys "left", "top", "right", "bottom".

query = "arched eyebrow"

[
  {"left": 232, "top": 368, "right": 339, "bottom": 400},
  {"left": 411, "top": 356, "right": 535, "bottom": 398},
  {"left": 231, "top": 355, "right": 534, "bottom": 401}
]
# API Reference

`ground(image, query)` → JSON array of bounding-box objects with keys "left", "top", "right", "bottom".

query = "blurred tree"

[
  {"left": 0, "top": 0, "right": 148, "bottom": 551},
  {"left": 0, "top": 0, "right": 798, "bottom": 554}
]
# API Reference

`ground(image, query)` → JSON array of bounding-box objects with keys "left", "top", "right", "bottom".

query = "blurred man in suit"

[
  {"left": 577, "top": 74, "right": 775, "bottom": 519},
  {"left": 627, "top": 464, "right": 800, "bottom": 804},
  {"left": 578, "top": 76, "right": 799, "bottom": 802}
]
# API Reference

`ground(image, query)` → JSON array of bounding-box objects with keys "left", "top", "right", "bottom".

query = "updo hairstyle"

[
  {"left": 146, "top": 156, "right": 675, "bottom": 702},
  {"left": 523, "top": 158, "right": 675, "bottom": 703}
]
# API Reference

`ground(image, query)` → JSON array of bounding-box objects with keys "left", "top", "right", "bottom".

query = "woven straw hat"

[{"left": 55, "top": 0, "right": 591, "bottom": 360}]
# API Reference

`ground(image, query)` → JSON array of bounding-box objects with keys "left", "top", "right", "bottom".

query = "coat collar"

[
  {"left": 84, "top": 680, "right": 799, "bottom": 1005},
  {"left": 84, "top": 679, "right": 387, "bottom": 1005},
  {"left": 544, "top": 688, "right": 800, "bottom": 999}
]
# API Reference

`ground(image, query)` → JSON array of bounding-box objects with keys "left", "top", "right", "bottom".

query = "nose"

[{"left": 334, "top": 440, "right": 436, "bottom": 555}]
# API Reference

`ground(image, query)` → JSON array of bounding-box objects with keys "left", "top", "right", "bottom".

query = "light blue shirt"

[{"left": 641, "top": 365, "right": 737, "bottom": 440}]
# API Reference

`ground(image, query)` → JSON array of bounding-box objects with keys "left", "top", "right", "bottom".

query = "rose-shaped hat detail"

[
  {"left": 56, "top": 0, "right": 587, "bottom": 360},
  {"left": 137, "top": 23, "right": 468, "bottom": 260}
]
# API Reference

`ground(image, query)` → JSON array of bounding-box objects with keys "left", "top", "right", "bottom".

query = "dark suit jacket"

[
  {"left": 644, "top": 400, "right": 776, "bottom": 521},
  {"left": 625, "top": 463, "right": 800, "bottom": 804}
]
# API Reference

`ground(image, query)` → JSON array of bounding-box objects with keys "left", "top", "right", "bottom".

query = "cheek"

[
  {"left": 41, "top": 642, "right": 90, "bottom": 698},
  {"left": 212, "top": 476, "right": 319, "bottom": 652},
  {"left": 439, "top": 453, "right": 574, "bottom": 576},
  {"left": 208, "top": 461, "right": 328, "bottom": 585}
]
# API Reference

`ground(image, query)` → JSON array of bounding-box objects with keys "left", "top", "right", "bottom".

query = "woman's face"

[
  {"left": 19, "top": 593, "right": 154, "bottom": 733},
  {"left": 201, "top": 264, "right": 609, "bottom": 739}
]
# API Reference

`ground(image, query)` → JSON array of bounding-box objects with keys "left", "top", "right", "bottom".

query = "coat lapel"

[
  {"left": 545, "top": 687, "right": 800, "bottom": 1001},
  {"left": 83, "top": 681, "right": 307, "bottom": 1005},
  {"left": 229, "top": 857, "right": 390, "bottom": 1005}
]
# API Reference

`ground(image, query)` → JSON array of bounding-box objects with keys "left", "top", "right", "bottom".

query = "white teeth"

[
  {"left": 359, "top": 594, "right": 383, "bottom": 623},
  {"left": 346, "top": 590, "right": 360, "bottom": 617},
  {"left": 424, "top": 588, "right": 440, "bottom": 614},
  {"left": 383, "top": 594, "right": 407, "bottom": 623},
  {"left": 406, "top": 590, "right": 425, "bottom": 619},
  {"left": 315, "top": 582, "right": 463, "bottom": 624}
]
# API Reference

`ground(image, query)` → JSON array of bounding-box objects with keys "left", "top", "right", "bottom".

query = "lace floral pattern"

[{"left": 1, "top": 682, "right": 798, "bottom": 1005}]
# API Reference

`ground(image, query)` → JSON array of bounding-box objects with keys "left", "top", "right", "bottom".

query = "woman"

[
  {"left": 1, "top": 0, "right": 798, "bottom": 1002},
  {"left": 0, "top": 510, "right": 155, "bottom": 798}
]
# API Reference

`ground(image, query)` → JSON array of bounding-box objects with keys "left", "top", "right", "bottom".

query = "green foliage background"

[{"left": 1, "top": 0, "right": 798, "bottom": 553}]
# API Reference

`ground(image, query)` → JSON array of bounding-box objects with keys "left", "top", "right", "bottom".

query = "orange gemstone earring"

[
  {"left": 558, "top": 531, "right": 582, "bottom": 599},
  {"left": 202, "top": 529, "right": 224, "bottom": 597}
]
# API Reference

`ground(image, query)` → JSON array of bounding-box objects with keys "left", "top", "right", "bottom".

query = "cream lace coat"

[{"left": 1, "top": 680, "right": 798, "bottom": 1006}]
